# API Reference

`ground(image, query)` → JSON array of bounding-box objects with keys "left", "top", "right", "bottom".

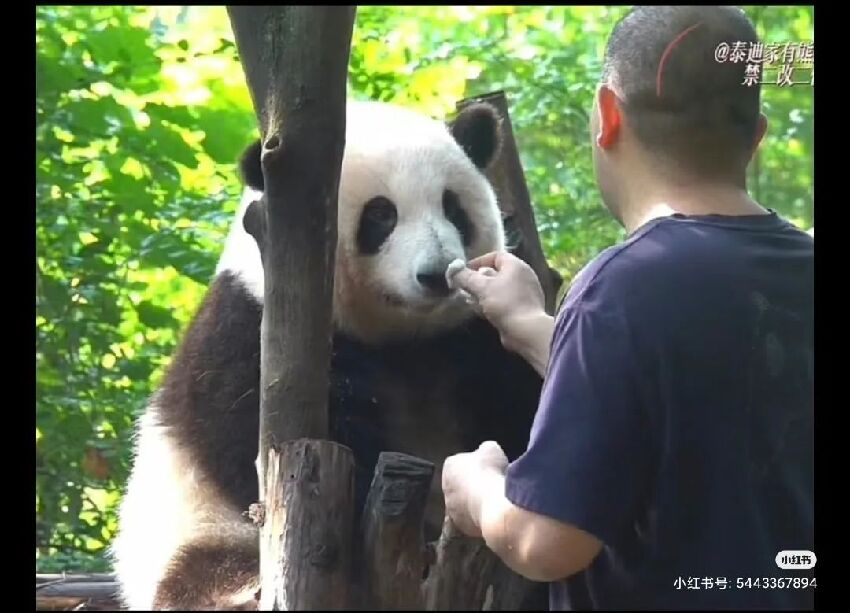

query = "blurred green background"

[{"left": 36, "top": 6, "right": 813, "bottom": 572}]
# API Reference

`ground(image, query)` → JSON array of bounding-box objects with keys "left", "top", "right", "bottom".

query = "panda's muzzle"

[{"left": 416, "top": 270, "right": 452, "bottom": 297}]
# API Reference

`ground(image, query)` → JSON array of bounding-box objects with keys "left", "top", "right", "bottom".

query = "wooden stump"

[
  {"left": 360, "top": 452, "right": 435, "bottom": 610},
  {"left": 259, "top": 440, "right": 356, "bottom": 610},
  {"left": 422, "top": 519, "right": 530, "bottom": 610},
  {"left": 358, "top": 452, "right": 532, "bottom": 611}
]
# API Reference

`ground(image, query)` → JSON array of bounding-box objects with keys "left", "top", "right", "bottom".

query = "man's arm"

[
  {"left": 448, "top": 252, "right": 554, "bottom": 377},
  {"left": 443, "top": 445, "right": 603, "bottom": 582},
  {"left": 505, "top": 312, "right": 555, "bottom": 377},
  {"left": 445, "top": 252, "right": 651, "bottom": 582}
]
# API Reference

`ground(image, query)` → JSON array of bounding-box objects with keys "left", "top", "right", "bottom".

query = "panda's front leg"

[{"left": 152, "top": 529, "right": 260, "bottom": 611}]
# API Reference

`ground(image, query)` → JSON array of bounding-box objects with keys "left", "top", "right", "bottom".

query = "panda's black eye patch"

[
  {"left": 357, "top": 196, "right": 398, "bottom": 255},
  {"left": 442, "top": 190, "right": 474, "bottom": 247}
]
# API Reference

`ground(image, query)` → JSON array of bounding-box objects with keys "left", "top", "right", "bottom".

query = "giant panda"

[{"left": 111, "top": 100, "right": 545, "bottom": 610}]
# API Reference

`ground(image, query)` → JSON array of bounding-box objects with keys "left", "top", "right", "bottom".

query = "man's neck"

[{"left": 620, "top": 180, "right": 768, "bottom": 235}]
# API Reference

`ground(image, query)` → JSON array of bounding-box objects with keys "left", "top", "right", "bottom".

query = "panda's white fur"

[
  {"left": 111, "top": 99, "right": 530, "bottom": 611},
  {"left": 217, "top": 101, "right": 505, "bottom": 343},
  {"left": 112, "top": 409, "right": 256, "bottom": 610}
]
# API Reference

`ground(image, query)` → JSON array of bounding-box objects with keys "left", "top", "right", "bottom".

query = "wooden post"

[
  {"left": 422, "top": 520, "right": 530, "bottom": 610},
  {"left": 458, "top": 92, "right": 563, "bottom": 314},
  {"left": 358, "top": 454, "right": 534, "bottom": 611},
  {"left": 226, "top": 6, "right": 358, "bottom": 610},
  {"left": 259, "top": 440, "right": 356, "bottom": 610},
  {"left": 360, "top": 452, "right": 435, "bottom": 610}
]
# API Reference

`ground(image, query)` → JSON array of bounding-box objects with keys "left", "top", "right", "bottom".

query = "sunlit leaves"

[{"left": 36, "top": 4, "right": 244, "bottom": 569}]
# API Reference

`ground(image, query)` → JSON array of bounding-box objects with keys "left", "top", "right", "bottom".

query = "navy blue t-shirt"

[{"left": 505, "top": 211, "right": 814, "bottom": 610}]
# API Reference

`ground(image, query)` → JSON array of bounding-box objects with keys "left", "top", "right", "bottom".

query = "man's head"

[{"left": 591, "top": 6, "right": 768, "bottom": 224}]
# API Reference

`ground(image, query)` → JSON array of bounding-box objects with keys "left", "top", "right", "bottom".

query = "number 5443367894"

[{"left": 736, "top": 577, "right": 817, "bottom": 589}]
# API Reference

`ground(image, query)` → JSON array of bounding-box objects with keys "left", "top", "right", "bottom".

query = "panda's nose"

[{"left": 416, "top": 270, "right": 451, "bottom": 296}]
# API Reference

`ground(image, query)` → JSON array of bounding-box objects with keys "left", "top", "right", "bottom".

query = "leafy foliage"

[{"left": 36, "top": 6, "right": 813, "bottom": 571}]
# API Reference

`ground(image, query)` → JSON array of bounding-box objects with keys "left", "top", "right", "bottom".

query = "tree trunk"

[
  {"left": 227, "top": 3, "right": 357, "bottom": 470},
  {"left": 422, "top": 520, "right": 530, "bottom": 610},
  {"left": 226, "top": 6, "right": 357, "bottom": 610}
]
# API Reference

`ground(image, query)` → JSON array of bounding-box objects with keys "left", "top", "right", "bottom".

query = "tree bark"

[
  {"left": 422, "top": 519, "right": 530, "bottom": 610},
  {"left": 258, "top": 440, "right": 355, "bottom": 610},
  {"left": 359, "top": 452, "right": 435, "bottom": 610},
  {"left": 227, "top": 3, "right": 357, "bottom": 475},
  {"left": 227, "top": 6, "right": 357, "bottom": 610}
]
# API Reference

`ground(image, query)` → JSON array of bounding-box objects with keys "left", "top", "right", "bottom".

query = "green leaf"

[
  {"left": 135, "top": 301, "right": 176, "bottom": 329},
  {"left": 146, "top": 121, "right": 199, "bottom": 169},
  {"left": 194, "top": 108, "right": 254, "bottom": 163}
]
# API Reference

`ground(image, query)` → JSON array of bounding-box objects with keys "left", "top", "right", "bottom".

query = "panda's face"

[
  {"left": 226, "top": 101, "right": 505, "bottom": 344},
  {"left": 331, "top": 103, "right": 504, "bottom": 342}
]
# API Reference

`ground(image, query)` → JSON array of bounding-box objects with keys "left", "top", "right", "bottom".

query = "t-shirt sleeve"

[{"left": 505, "top": 280, "right": 652, "bottom": 546}]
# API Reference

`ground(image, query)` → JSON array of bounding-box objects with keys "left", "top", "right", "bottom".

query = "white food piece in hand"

[
  {"left": 445, "top": 258, "right": 492, "bottom": 313},
  {"left": 445, "top": 258, "right": 467, "bottom": 289}
]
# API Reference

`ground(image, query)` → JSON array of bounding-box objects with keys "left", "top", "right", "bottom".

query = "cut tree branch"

[{"left": 422, "top": 520, "right": 530, "bottom": 610}]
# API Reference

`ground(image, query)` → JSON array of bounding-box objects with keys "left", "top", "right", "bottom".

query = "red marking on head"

[{"left": 656, "top": 23, "right": 703, "bottom": 98}]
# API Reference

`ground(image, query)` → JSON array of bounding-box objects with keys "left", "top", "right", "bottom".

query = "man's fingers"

[
  {"left": 478, "top": 441, "right": 508, "bottom": 466},
  {"left": 451, "top": 266, "right": 491, "bottom": 298},
  {"left": 478, "top": 440, "right": 503, "bottom": 454},
  {"left": 466, "top": 252, "right": 502, "bottom": 271}
]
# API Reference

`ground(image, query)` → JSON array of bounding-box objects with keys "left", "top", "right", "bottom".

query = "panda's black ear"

[
  {"left": 449, "top": 103, "right": 502, "bottom": 170},
  {"left": 238, "top": 139, "right": 264, "bottom": 191}
]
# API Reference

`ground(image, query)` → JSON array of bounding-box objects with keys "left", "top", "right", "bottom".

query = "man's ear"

[{"left": 595, "top": 85, "right": 622, "bottom": 150}]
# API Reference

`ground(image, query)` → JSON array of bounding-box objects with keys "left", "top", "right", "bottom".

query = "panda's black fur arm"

[
  {"left": 332, "top": 316, "right": 543, "bottom": 523},
  {"left": 155, "top": 272, "right": 263, "bottom": 513}
]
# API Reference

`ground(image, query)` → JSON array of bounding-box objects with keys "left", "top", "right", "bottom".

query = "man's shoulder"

[
  {"left": 561, "top": 218, "right": 679, "bottom": 312},
  {"left": 562, "top": 212, "right": 808, "bottom": 311}
]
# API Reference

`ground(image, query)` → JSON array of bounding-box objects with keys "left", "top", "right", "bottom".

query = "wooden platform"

[{"left": 36, "top": 574, "right": 122, "bottom": 611}]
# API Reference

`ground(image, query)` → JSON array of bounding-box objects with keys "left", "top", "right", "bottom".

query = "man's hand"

[
  {"left": 448, "top": 251, "right": 555, "bottom": 375},
  {"left": 442, "top": 440, "right": 604, "bottom": 582},
  {"left": 442, "top": 441, "right": 508, "bottom": 538}
]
